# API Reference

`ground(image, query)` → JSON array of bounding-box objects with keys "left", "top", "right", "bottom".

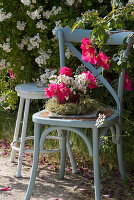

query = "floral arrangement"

[
  {"left": 44, "top": 66, "right": 97, "bottom": 103},
  {"left": 44, "top": 64, "right": 105, "bottom": 116}
]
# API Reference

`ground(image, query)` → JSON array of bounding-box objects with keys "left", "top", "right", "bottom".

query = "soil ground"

[
  {"left": 0, "top": 146, "right": 133, "bottom": 200},
  {"left": 0, "top": 151, "right": 94, "bottom": 200}
]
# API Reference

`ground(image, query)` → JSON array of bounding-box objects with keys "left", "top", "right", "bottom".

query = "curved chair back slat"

[{"left": 56, "top": 28, "right": 134, "bottom": 113}]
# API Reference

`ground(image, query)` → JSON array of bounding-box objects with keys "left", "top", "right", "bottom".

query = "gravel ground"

[{"left": 0, "top": 151, "right": 93, "bottom": 200}]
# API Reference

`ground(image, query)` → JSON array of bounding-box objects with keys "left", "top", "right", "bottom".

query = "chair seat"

[
  {"left": 15, "top": 82, "right": 47, "bottom": 99},
  {"left": 32, "top": 108, "right": 119, "bottom": 128}
]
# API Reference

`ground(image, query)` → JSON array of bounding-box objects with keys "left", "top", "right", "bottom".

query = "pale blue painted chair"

[{"left": 25, "top": 28, "right": 134, "bottom": 200}]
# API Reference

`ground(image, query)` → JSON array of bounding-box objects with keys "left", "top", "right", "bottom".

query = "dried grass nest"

[{"left": 45, "top": 96, "right": 104, "bottom": 116}]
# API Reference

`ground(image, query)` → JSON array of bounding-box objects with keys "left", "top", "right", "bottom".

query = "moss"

[{"left": 45, "top": 96, "right": 104, "bottom": 115}]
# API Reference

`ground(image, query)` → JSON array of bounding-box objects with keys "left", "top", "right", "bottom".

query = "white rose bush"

[
  {"left": 0, "top": 0, "right": 132, "bottom": 108},
  {"left": 1, "top": 0, "right": 109, "bottom": 108}
]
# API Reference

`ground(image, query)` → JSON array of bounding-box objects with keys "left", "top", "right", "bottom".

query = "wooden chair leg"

[
  {"left": 25, "top": 123, "right": 41, "bottom": 200},
  {"left": 93, "top": 127, "right": 101, "bottom": 200},
  {"left": 115, "top": 124, "right": 126, "bottom": 180},
  {"left": 66, "top": 131, "right": 77, "bottom": 174},
  {"left": 59, "top": 130, "right": 66, "bottom": 179}
]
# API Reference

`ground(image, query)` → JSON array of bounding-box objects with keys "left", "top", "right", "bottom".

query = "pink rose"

[
  {"left": 82, "top": 71, "right": 97, "bottom": 89},
  {"left": 9, "top": 70, "right": 15, "bottom": 79},
  {"left": 96, "top": 52, "right": 110, "bottom": 70},
  {"left": 44, "top": 83, "right": 59, "bottom": 98},
  {"left": 60, "top": 67, "right": 72, "bottom": 77},
  {"left": 82, "top": 46, "right": 97, "bottom": 65},
  {"left": 81, "top": 37, "right": 90, "bottom": 51},
  {"left": 58, "top": 82, "right": 71, "bottom": 101}
]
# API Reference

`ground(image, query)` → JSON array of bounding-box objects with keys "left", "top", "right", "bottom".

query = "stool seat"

[{"left": 15, "top": 83, "right": 47, "bottom": 99}]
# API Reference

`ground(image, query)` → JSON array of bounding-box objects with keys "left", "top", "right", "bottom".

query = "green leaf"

[{"left": 72, "top": 21, "right": 81, "bottom": 32}]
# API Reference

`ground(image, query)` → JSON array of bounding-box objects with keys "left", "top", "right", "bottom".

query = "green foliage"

[{"left": 74, "top": 1, "right": 134, "bottom": 74}]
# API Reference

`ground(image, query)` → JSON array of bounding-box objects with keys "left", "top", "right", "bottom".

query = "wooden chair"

[{"left": 25, "top": 28, "right": 134, "bottom": 200}]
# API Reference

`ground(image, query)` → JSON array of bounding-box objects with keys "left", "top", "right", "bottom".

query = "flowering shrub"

[{"left": 0, "top": 0, "right": 115, "bottom": 108}]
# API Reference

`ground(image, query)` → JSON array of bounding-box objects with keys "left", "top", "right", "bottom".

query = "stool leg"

[
  {"left": 93, "top": 127, "right": 101, "bottom": 200},
  {"left": 59, "top": 130, "right": 66, "bottom": 179},
  {"left": 25, "top": 123, "right": 41, "bottom": 200},
  {"left": 10, "top": 98, "right": 25, "bottom": 163},
  {"left": 66, "top": 131, "right": 77, "bottom": 174},
  {"left": 16, "top": 98, "right": 30, "bottom": 178}
]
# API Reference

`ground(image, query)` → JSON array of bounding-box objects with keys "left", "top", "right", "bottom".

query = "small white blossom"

[
  {"left": 17, "top": 21, "right": 26, "bottom": 31},
  {"left": 0, "top": 59, "right": 10, "bottom": 70},
  {"left": 21, "top": 0, "right": 31, "bottom": 6},
  {"left": 28, "top": 33, "right": 42, "bottom": 50},
  {"left": 66, "top": 0, "right": 75, "bottom": 6},
  {"left": 52, "top": 20, "right": 62, "bottom": 35},
  {"left": 65, "top": 48, "right": 73, "bottom": 59},
  {"left": 32, "top": 0, "right": 36, "bottom": 3},
  {"left": 98, "top": 0, "right": 103, "bottom": 3},
  {"left": 43, "top": 10, "right": 52, "bottom": 19},
  {"left": 6, "top": 38, "right": 10, "bottom": 42},
  {"left": 36, "top": 20, "right": 47, "bottom": 30},
  {"left": 2, "top": 43, "right": 12, "bottom": 52},
  {"left": 35, "top": 50, "right": 50, "bottom": 66},
  {"left": 27, "top": 9, "right": 41, "bottom": 20},
  {"left": 0, "top": 94, "right": 6, "bottom": 103},
  {"left": 95, "top": 113, "right": 106, "bottom": 128},
  {"left": 38, "top": 69, "right": 57, "bottom": 84},
  {"left": 21, "top": 66, "right": 25, "bottom": 70},
  {"left": 0, "top": 9, "right": 12, "bottom": 21}
]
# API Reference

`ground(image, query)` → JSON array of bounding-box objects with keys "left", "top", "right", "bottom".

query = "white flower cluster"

[
  {"left": 98, "top": 0, "right": 103, "bottom": 3},
  {"left": 27, "top": 6, "right": 43, "bottom": 20},
  {"left": 66, "top": 0, "right": 75, "bottom": 6},
  {"left": 65, "top": 48, "right": 74, "bottom": 59},
  {"left": 75, "top": 64, "right": 87, "bottom": 74},
  {"left": 95, "top": 113, "right": 106, "bottom": 128},
  {"left": 74, "top": 73, "right": 88, "bottom": 94},
  {"left": 0, "top": 94, "right": 6, "bottom": 103},
  {"left": 21, "top": 66, "right": 25, "bottom": 70},
  {"left": 0, "top": 59, "right": 10, "bottom": 71},
  {"left": 39, "top": 69, "right": 57, "bottom": 84},
  {"left": 17, "top": 21, "right": 26, "bottom": 31},
  {"left": 0, "top": 38, "right": 12, "bottom": 52},
  {"left": 18, "top": 34, "right": 41, "bottom": 51},
  {"left": 21, "top": 0, "right": 31, "bottom": 6},
  {"left": 35, "top": 50, "right": 51, "bottom": 66},
  {"left": 51, "top": 72, "right": 90, "bottom": 95},
  {"left": 36, "top": 68, "right": 57, "bottom": 87},
  {"left": 18, "top": 36, "right": 29, "bottom": 50},
  {"left": 52, "top": 20, "right": 62, "bottom": 36},
  {"left": 0, "top": 8, "right": 12, "bottom": 21},
  {"left": 28, "top": 33, "right": 42, "bottom": 50},
  {"left": 56, "top": 74, "right": 74, "bottom": 87},
  {"left": 36, "top": 20, "right": 47, "bottom": 30},
  {"left": 43, "top": 6, "right": 62, "bottom": 19}
]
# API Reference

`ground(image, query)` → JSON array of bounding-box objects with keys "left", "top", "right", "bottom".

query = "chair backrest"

[{"left": 56, "top": 28, "right": 134, "bottom": 114}]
